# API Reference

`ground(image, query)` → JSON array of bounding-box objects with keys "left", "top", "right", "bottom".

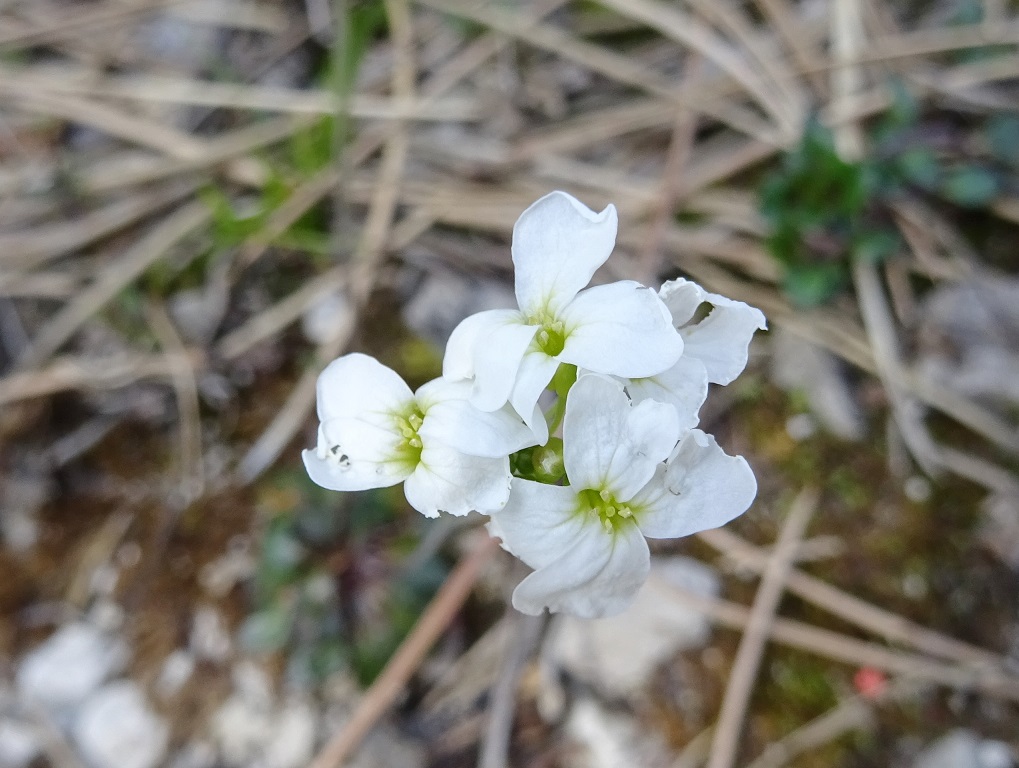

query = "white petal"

[
  {"left": 681, "top": 296, "right": 766, "bottom": 385},
  {"left": 316, "top": 353, "right": 413, "bottom": 422},
  {"left": 659, "top": 278, "right": 767, "bottom": 386},
  {"left": 512, "top": 521, "right": 650, "bottom": 618},
  {"left": 559, "top": 281, "right": 683, "bottom": 378},
  {"left": 493, "top": 478, "right": 650, "bottom": 617},
  {"left": 442, "top": 305, "right": 529, "bottom": 382},
  {"left": 404, "top": 444, "right": 512, "bottom": 517},
  {"left": 508, "top": 350, "right": 559, "bottom": 438},
  {"left": 470, "top": 315, "right": 540, "bottom": 412},
  {"left": 303, "top": 420, "right": 410, "bottom": 492},
  {"left": 490, "top": 479, "right": 580, "bottom": 569},
  {"left": 658, "top": 278, "right": 707, "bottom": 328},
  {"left": 419, "top": 396, "right": 538, "bottom": 458},
  {"left": 623, "top": 356, "right": 709, "bottom": 431},
  {"left": 512, "top": 191, "right": 618, "bottom": 317},
  {"left": 632, "top": 430, "right": 757, "bottom": 539},
  {"left": 563, "top": 374, "right": 678, "bottom": 499}
]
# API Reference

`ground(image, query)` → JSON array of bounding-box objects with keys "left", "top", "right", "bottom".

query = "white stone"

[
  {"left": 169, "top": 741, "right": 217, "bottom": 768},
  {"left": 212, "top": 695, "right": 273, "bottom": 767},
  {"left": 156, "top": 649, "right": 196, "bottom": 698},
  {"left": 199, "top": 542, "right": 256, "bottom": 597},
  {"left": 302, "top": 292, "right": 354, "bottom": 346},
  {"left": 548, "top": 556, "right": 720, "bottom": 697},
  {"left": 772, "top": 328, "right": 865, "bottom": 441},
  {"left": 0, "top": 719, "right": 40, "bottom": 768},
  {"left": 913, "top": 729, "right": 1016, "bottom": 768},
  {"left": 16, "top": 623, "right": 126, "bottom": 711},
  {"left": 231, "top": 661, "right": 273, "bottom": 709},
  {"left": 263, "top": 698, "right": 317, "bottom": 768},
  {"left": 73, "top": 681, "right": 169, "bottom": 768},
  {"left": 190, "top": 605, "right": 232, "bottom": 663},
  {"left": 565, "top": 698, "right": 670, "bottom": 768}
]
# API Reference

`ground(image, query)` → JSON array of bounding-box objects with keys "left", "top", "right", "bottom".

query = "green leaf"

[
  {"left": 896, "top": 148, "right": 941, "bottom": 189},
  {"left": 853, "top": 229, "right": 900, "bottom": 263},
  {"left": 783, "top": 264, "right": 845, "bottom": 307},
  {"left": 941, "top": 166, "right": 999, "bottom": 208},
  {"left": 239, "top": 602, "right": 294, "bottom": 653},
  {"left": 986, "top": 114, "right": 1019, "bottom": 167},
  {"left": 884, "top": 79, "right": 920, "bottom": 130}
]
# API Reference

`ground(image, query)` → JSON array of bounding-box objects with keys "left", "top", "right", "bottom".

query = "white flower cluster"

[{"left": 304, "top": 191, "right": 766, "bottom": 618}]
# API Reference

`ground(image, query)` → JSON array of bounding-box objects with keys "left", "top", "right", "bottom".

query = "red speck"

[{"left": 853, "top": 666, "right": 888, "bottom": 699}]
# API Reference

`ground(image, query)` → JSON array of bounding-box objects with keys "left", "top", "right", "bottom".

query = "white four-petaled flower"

[
  {"left": 303, "top": 354, "right": 538, "bottom": 518},
  {"left": 620, "top": 278, "right": 768, "bottom": 430},
  {"left": 489, "top": 374, "right": 757, "bottom": 618},
  {"left": 303, "top": 191, "right": 765, "bottom": 619},
  {"left": 442, "top": 191, "right": 684, "bottom": 432}
]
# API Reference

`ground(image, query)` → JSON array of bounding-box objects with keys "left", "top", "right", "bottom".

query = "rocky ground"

[{"left": 1, "top": 1, "right": 1018, "bottom": 767}]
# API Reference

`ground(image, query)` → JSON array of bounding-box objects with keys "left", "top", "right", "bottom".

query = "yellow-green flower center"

[
  {"left": 527, "top": 309, "right": 568, "bottom": 356},
  {"left": 393, "top": 406, "right": 425, "bottom": 466},
  {"left": 577, "top": 488, "right": 636, "bottom": 533}
]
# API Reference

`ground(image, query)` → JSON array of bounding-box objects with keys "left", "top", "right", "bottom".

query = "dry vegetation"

[{"left": 1, "top": 0, "right": 1018, "bottom": 767}]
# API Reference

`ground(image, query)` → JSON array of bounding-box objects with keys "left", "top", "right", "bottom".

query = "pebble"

[
  {"left": 263, "top": 698, "right": 317, "bottom": 768},
  {"left": 912, "top": 729, "right": 1015, "bottom": 768},
  {"left": 156, "top": 649, "right": 196, "bottom": 699},
  {"left": 191, "top": 605, "right": 232, "bottom": 663},
  {"left": 0, "top": 719, "right": 40, "bottom": 768},
  {"left": 72, "top": 681, "right": 169, "bottom": 768},
  {"left": 548, "top": 556, "right": 720, "bottom": 697},
  {"left": 16, "top": 623, "right": 127, "bottom": 712}
]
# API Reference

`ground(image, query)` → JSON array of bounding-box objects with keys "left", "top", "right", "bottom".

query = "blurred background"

[{"left": 1, "top": 0, "right": 1018, "bottom": 766}]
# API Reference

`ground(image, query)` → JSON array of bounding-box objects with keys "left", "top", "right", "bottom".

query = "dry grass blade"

[
  {"left": 0, "top": 351, "right": 203, "bottom": 406},
  {"left": 706, "top": 488, "right": 818, "bottom": 768},
  {"left": 698, "top": 526, "right": 1004, "bottom": 668},
  {"left": 416, "top": 0, "right": 780, "bottom": 143},
  {"left": 0, "top": 0, "right": 185, "bottom": 47},
  {"left": 753, "top": 0, "right": 827, "bottom": 95},
  {"left": 598, "top": 0, "right": 797, "bottom": 135},
  {"left": 3, "top": 89, "right": 208, "bottom": 160},
  {"left": 309, "top": 535, "right": 500, "bottom": 768},
  {"left": 478, "top": 612, "right": 546, "bottom": 768},
  {"left": 681, "top": 0, "right": 805, "bottom": 128},
  {"left": 82, "top": 115, "right": 313, "bottom": 194},
  {"left": 0, "top": 69, "right": 482, "bottom": 121},
  {"left": 18, "top": 201, "right": 211, "bottom": 370},
  {"left": 666, "top": 584, "right": 1019, "bottom": 701},
  {"left": 237, "top": 0, "right": 416, "bottom": 483},
  {"left": 1, "top": 179, "right": 201, "bottom": 271},
  {"left": 745, "top": 678, "right": 921, "bottom": 768},
  {"left": 215, "top": 268, "right": 348, "bottom": 361},
  {"left": 146, "top": 301, "right": 205, "bottom": 503}
]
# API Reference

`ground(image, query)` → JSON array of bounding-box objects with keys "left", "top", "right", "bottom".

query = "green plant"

[{"left": 760, "top": 118, "right": 897, "bottom": 306}]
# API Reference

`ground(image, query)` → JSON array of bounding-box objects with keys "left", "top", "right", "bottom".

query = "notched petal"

[
  {"left": 316, "top": 353, "right": 414, "bottom": 422},
  {"left": 633, "top": 430, "right": 757, "bottom": 539},
  {"left": 512, "top": 191, "right": 618, "bottom": 317},
  {"left": 560, "top": 281, "right": 683, "bottom": 378}
]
